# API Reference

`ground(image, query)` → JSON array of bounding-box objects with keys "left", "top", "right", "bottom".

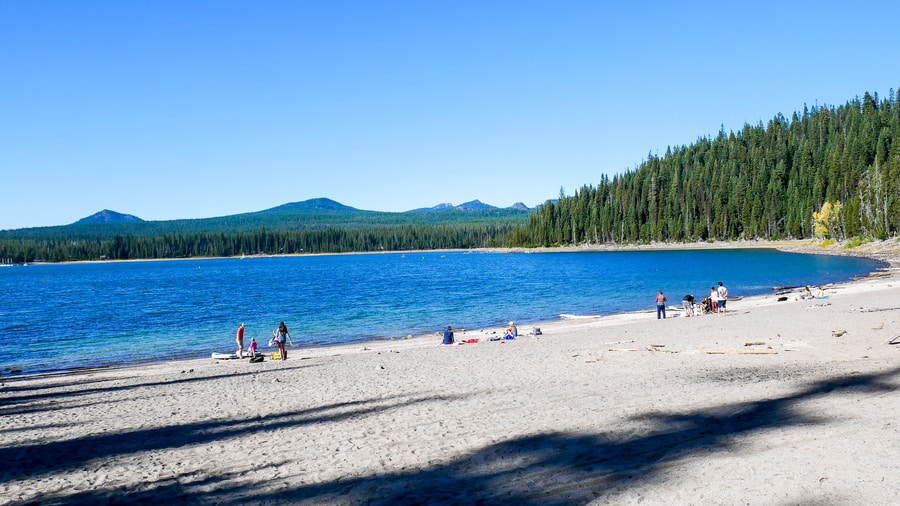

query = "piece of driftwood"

[
  {"left": 744, "top": 341, "right": 766, "bottom": 346},
  {"left": 738, "top": 349, "right": 778, "bottom": 354},
  {"left": 888, "top": 334, "right": 900, "bottom": 345},
  {"left": 704, "top": 349, "right": 777, "bottom": 355},
  {"left": 649, "top": 344, "right": 666, "bottom": 348},
  {"left": 608, "top": 348, "right": 640, "bottom": 352},
  {"left": 604, "top": 339, "right": 635, "bottom": 345},
  {"left": 832, "top": 329, "right": 847, "bottom": 337},
  {"left": 648, "top": 347, "right": 679, "bottom": 353}
]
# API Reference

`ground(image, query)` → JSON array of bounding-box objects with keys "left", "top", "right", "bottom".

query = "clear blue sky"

[{"left": 2, "top": 1, "right": 898, "bottom": 230}]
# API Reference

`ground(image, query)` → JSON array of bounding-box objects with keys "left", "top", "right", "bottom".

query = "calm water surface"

[{"left": 0, "top": 249, "right": 886, "bottom": 375}]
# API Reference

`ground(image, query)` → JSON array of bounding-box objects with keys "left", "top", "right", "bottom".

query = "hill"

[
  {"left": 0, "top": 197, "right": 533, "bottom": 262},
  {"left": 520, "top": 89, "right": 900, "bottom": 247},
  {"left": 73, "top": 210, "right": 144, "bottom": 225}
]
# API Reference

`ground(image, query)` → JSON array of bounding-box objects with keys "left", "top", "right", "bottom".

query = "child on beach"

[{"left": 248, "top": 338, "right": 258, "bottom": 357}]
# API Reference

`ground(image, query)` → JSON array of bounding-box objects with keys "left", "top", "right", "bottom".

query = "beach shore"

[{"left": 3, "top": 239, "right": 900, "bottom": 505}]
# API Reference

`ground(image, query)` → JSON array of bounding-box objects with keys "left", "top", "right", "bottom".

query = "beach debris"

[
  {"left": 704, "top": 349, "right": 777, "bottom": 355},
  {"left": 608, "top": 348, "right": 639, "bottom": 352},
  {"left": 271, "top": 378, "right": 280, "bottom": 383},
  {"left": 744, "top": 341, "right": 766, "bottom": 347},
  {"left": 832, "top": 329, "right": 848, "bottom": 337},
  {"left": 777, "top": 296, "right": 789, "bottom": 302},
  {"left": 604, "top": 339, "right": 635, "bottom": 345},
  {"left": 872, "top": 322, "right": 884, "bottom": 330},
  {"left": 649, "top": 344, "right": 666, "bottom": 348},
  {"left": 888, "top": 335, "right": 900, "bottom": 345},
  {"left": 772, "top": 285, "right": 799, "bottom": 291}
]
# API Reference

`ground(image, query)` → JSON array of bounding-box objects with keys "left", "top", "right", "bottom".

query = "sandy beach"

[{"left": 3, "top": 241, "right": 900, "bottom": 505}]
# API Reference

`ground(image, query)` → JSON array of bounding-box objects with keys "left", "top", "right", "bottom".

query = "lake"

[{"left": 0, "top": 249, "right": 886, "bottom": 375}]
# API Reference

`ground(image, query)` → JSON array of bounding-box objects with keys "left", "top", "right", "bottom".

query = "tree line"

[
  {"left": 4, "top": 89, "right": 898, "bottom": 262},
  {"left": 516, "top": 90, "right": 900, "bottom": 246},
  {"left": 0, "top": 224, "right": 519, "bottom": 263}
]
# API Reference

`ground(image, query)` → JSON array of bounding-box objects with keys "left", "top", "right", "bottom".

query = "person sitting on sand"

[
  {"left": 503, "top": 322, "right": 517, "bottom": 339},
  {"left": 442, "top": 326, "right": 455, "bottom": 345},
  {"left": 248, "top": 338, "right": 258, "bottom": 358}
]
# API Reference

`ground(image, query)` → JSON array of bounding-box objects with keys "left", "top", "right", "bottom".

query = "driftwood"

[
  {"left": 704, "top": 349, "right": 778, "bottom": 355},
  {"left": 889, "top": 335, "right": 900, "bottom": 345},
  {"left": 608, "top": 348, "right": 640, "bottom": 352},
  {"left": 744, "top": 341, "right": 766, "bottom": 346},
  {"left": 832, "top": 329, "right": 847, "bottom": 337},
  {"left": 604, "top": 339, "right": 635, "bottom": 345}
]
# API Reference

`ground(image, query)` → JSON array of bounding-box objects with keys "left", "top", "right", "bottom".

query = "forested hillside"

[
  {"left": 517, "top": 90, "right": 900, "bottom": 246},
  {"left": 0, "top": 201, "right": 527, "bottom": 262},
  {"left": 4, "top": 90, "right": 898, "bottom": 262}
]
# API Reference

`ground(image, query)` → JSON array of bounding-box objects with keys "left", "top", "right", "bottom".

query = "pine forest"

[{"left": 517, "top": 90, "right": 900, "bottom": 247}]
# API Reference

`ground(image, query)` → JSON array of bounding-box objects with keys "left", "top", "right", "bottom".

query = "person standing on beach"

[
  {"left": 710, "top": 286, "right": 719, "bottom": 314},
  {"left": 236, "top": 323, "right": 245, "bottom": 359},
  {"left": 273, "top": 321, "right": 294, "bottom": 360},
  {"left": 656, "top": 290, "right": 667, "bottom": 319},
  {"left": 717, "top": 281, "right": 729, "bottom": 315}
]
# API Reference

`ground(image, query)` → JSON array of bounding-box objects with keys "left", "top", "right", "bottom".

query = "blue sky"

[{"left": 2, "top": 1, "right": 898, "bottom": 230}]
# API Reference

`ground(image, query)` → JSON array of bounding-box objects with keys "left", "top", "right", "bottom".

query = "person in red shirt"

[
  {"left": 236, "top": 323, "right": 245, "bottom": 359},
  {"left": 656, "top": 290, "right": 668, "bottom": 319}
]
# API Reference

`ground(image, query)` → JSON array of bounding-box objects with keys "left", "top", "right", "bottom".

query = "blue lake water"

[{"left": 0, "top": 249, "right": 887, "bottom": 376}]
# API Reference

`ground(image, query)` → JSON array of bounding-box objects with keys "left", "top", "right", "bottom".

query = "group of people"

[
  {"left": 442, "top": 321, "right": 518, "bottom": 345},
  {"left": 235, "top": 321, "right": 295, "bottom": 361},
  {"left": 657, "top": 281, "right": 729, "bottom": 319}
]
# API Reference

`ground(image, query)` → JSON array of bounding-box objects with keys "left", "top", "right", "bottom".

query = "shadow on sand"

[{"left": 8, "top": 366, "right": 900, "bottom": 505}]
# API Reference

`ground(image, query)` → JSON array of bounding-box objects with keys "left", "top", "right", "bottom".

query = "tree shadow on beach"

[
  {"left": 0, "top": 362, "right": 316, "bottom": 417},
  {"left": 1, "top": 392, "right": 467, "bottom": 483},
  {"left": 9, "top": 366, "right": 900, "bottom": 505},
  {"left": 226, "top": 365, "right": 899, "bottom": 505}
]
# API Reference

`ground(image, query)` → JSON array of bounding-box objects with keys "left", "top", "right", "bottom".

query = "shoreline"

[
  {"left": 3, "top": 240, "right": 900, "bottom": 503},
  {"left": 7, "top": 238, "right": 899, "bottom": 381}
]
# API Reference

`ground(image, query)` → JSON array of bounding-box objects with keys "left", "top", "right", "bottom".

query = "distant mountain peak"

[
  {"left": 408, "top": 200, "right": 531, "bottom": 212},
  {"left": 455, "top": 200, "right": 496, "bottom": 211},
  {"left": 259, "top": 197, "right": 361, "bottom": 214},
  {"left": 74, "top": 209, "right": 144, "bottom": 225}
]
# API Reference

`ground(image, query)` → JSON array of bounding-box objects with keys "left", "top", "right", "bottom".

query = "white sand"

[{"left": 3, "top": 242, "right": 900, "bottom": 505}]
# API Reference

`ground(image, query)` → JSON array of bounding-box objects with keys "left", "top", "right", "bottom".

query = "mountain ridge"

[{"left": 73, "top": 197, "right": 533, "bottom": 226}]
